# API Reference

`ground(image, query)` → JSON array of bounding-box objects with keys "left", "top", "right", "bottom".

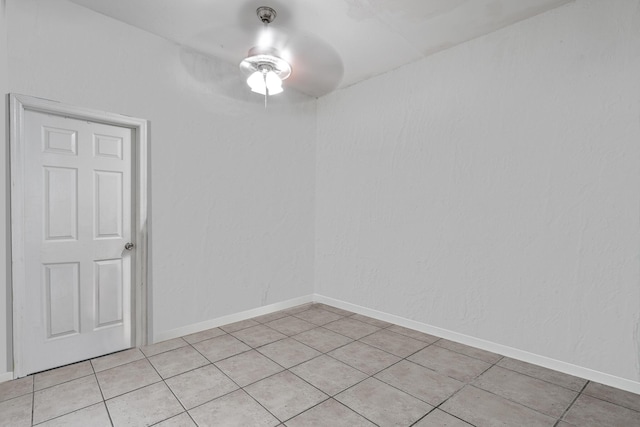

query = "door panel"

[
  {"left": 44, "top": 167, "right": 78, "bottom": 241},
  {"left": 44, "top": 262, "right": 80, "bottom": 338},
  {"left": 95, "top": 258, "right": 124, "bottom": 328},
  {"left": 21, "top": 109, "right": 134, "bottom": 375},
  {"left": 43, "top": 126, "right": 77, "bottom": 155},
  {"left": 94, "top": 170, "right": 123, "bottom": 238}
]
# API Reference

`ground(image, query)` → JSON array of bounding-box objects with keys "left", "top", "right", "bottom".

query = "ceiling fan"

[
  {"left": 234, "top": 5, "right": 343, "bottom": 104},
  {"left": 239, "top": 7, "right": 291, "bottom": 102}
]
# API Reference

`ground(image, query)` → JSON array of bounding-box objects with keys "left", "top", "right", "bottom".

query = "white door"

[{"left": 20, "top": 109, "right": 134, "bottom": 375}]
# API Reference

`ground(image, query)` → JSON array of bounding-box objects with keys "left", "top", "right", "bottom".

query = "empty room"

[{"left": 1, "top": 0, "right": 639, "bottom": 426}]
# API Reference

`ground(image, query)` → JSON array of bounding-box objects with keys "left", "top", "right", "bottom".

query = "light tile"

[
  {"left": 335, "top": 378, "right": 432, "bottom": 426},
  {"left": 106, "top": 382, "right": 183, "bottom": 427},
  {"left": 231, "top": 324, "right": 287, "bottom": 348},
  {"left": 219, "top": 319, "right": 260, "bottom": 333},
  {"left": 257, "top": 338, "right": 321, "bottom": 368},
  {"left": 349, "top": 313, "right": 392, "bottom": 328},
  {"left": 290, "top": 355, "right": 368, "bottom": 396},
  {"left": 0, "top": 394, "right": 32, "bottom": 427},
  {"left": 285, "top": 399, "right": 375, "bottom": 427},
  {"left": 215, "top": 350, "right": 283, "bottom": 387},
  {"left": 91, "top": 348, "right": 145, "bottom": 373},
  {"left": 140, "top": 338, "right": 188, "bottom": 357},
  {"left": 360, "top": 329, "right": 428, "bottom": 357},
  {"left": 166, "top": 364, "right": 238, "bottom": 410},
  {"left": 408, "top": 345, "right": 491, "bottom": 382},
  {"left": 562, "top": 394, "right": 640, "bottom": 427},
  {"left": 292, "top": 327, "right": 353, "bottom": 353},
  {"left": 323, "top": 317, "right": 380, "bottom": 340},
  {"left": 192, "top": 334, "right": 251, "bottom": 362},
  {"left": 413, "top": 409, "right": 472, "bottom": 427},
  {"left": 441, "top": 386, "right": 556, "bottom": 427},
  {"left": 148, "top": 346, "right": 209, "bottom": 379},
  {"left": 473, "top": 365, "right": 577, "bottom": 418},
  {"left": 386, "top": 325, "right": 440, "bottom": 343},
  {"left": 36, "top": 402, "right": 111, "bottom": 427},
  {"left": 435, "top": 339, "right": 503, "bottom": 364},
  {"left": 154, "top": 413, "right": 197, "bottom": 427},
  {"left": 0, "top": 376, "right": 32, "bottom": 403},
  {"left": 266, "top": 316, "right": 316, "bottom": 336},
  {"left": 96, "top": 359, "right": 161, "bottom": 399},
  {"left": 375, "top": 360, "right": 464, "bottom": 405},
  {"left": 497, "top": 358, "right": 587, "bottom": 391},
  {"left": 34, "top": 361, "right": 93, "bottom": 391},
  {"left": 329, "top": 341, "right": 400, "bottom": 375},
  {"left": 583, "top": 381, "right": 640, "bottom": 412},
  {"left": 292, "top": 307, "right": 344, "bottom": 325},
  {"left": 182, "top": 327, "right": 226, "bottom": 344},
  {"left": 33, "top": 375, "right": 103, "bottom": 424},
  {"left": 189, "top": 389, "right": 279, "bottom": 427},
  {"left": 245, "top": 371, "right": 328, "bottom": 421}
]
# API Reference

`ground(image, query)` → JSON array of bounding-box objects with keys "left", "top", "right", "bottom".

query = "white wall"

[
  {"left": 0, "top": 0, "right": 10, "bottom": 378},
  {"left": 0, "top": 0, "right": 316, "bottom": 377},
  {"left": 317, "top": 0, "right": 640, "bottom": 383}
]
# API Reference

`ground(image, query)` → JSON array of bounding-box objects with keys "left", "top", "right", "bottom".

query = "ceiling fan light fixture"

[
  {"left": 240, "top": 46, "right": 291, "bottom": 84},
  {"left": 247, "top": 68, "right": 283, "bottom": 95},
  {"left": 239, "top": 7, "right": 291, "bottom": 104}
]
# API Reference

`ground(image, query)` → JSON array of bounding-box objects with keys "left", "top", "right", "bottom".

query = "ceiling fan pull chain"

[{"left": 264, "top": 71, "right": 268, "bottom": 109}]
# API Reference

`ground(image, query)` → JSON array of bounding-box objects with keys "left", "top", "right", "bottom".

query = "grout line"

[
  {"left": 554, "top": 380, "right": 589, "bottom": 426},
  {"left": 493, "top": 361, "right": 587, "bottom": 394},
  {"left": 30, "top": 375, "right": 35, "bottom": 427},
  {"left": 276, "top": 395, "right": 332, "bottom": 424},
  {"left": 431, "top": 339, "right": 505, "bottom": 364},
  {"left": 333, "top": 398, "right": 382, "bottom": 426},
  {"left": 242, "top": 385, "right": 289, "bottom": 423},
  {"left": 579, "top": 386, "right": 640, "bottom": 414},
  {"left": 182, "top": 387, "right": 241, "bottom": 413},
  {"left": 30, "top": 401, "right": 112, "bottom": 427},
  {"left": 192, "top": 339, "right": 290, "bottom": 421},
  {"left": 29, "top": 372, "right": 95, "bottom": 393},
  {"left": 408, "top": 408, "right": 435, "bottom": 427},
  {"left": 404, "top": 344, "right": 511, "bottom": 426},
  {"left": 462, "top": 383, "right": 561, "bottom": 422},
  {"left": 90, "top": 362, "right": 115, "bottom": 427}
]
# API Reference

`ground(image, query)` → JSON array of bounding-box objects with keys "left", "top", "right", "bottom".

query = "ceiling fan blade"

[{"left": 280, "top": 31, "right": 344, "bottom": 98}]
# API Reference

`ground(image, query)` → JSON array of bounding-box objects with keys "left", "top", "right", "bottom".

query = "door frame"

[{"left": 9, "top": 93, "right": 150, "bottom": 378}]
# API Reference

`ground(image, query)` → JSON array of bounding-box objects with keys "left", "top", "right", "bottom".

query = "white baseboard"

[
  {"left": 313, "top": 294, "right": 640, "bottom": 395},
  {"left": 0, "top": 371, "right": 14, "bottom": 383},
  {"left": 153, "top": 295, "right": 314, "bottom": 343},
  {"left": 150, "top": 292, "right": 640, "bottom": 395}
]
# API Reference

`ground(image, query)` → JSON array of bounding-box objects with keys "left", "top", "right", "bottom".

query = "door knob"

[{"left": 124, "top": 242, "right": 134, "bottom": 251}]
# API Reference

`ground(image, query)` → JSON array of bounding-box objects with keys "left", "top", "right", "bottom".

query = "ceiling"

[{"left": 69, "top": 0, "right": 571, "bottom": 98}]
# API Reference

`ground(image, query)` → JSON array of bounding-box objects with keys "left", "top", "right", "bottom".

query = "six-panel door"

[{"left": 21, "top": 109, "right": 134, "bottom": 375}]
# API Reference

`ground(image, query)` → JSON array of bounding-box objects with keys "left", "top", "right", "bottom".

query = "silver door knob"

[{"left": 124, "top": 242, "right": 135, "bottom": 251}]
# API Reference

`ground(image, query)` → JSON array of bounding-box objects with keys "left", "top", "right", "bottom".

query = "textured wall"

[
  {"left": 0, "top": 0, "right": 316, "bottom": 377},
  {"left": 316, "top": 0, "right": 640, "bottom": 381}
]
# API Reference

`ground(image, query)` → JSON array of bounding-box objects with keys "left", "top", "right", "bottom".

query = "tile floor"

[{"left": 1, "top": 303, "right": 640, "bottom": 426}]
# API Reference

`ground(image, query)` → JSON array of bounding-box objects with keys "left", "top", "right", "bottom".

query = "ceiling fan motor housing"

[
  {"left": 240, "top": 46, "right": 291, "bottom": 80},
  {"left": 257, "top": 6, "right": 276, "bottom": 24}
]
